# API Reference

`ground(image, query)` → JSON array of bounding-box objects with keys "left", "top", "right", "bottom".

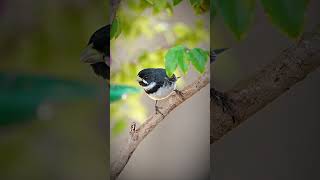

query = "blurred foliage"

[
  {"left": 0, "top": 1, "right": 107, "bottom": 179},
  {"left": 110, "top": 84, "right": 141, "bottom": 102},
  {"left": 212, "top": 0, "right": 309, "bottom": 39},
  {"left": 0, "top": 0, "right": 108, "bottom": 78},
  {"left": 110, "top": 0, "right": 209, "bottom": 136},
  {"left": 112, "top": 0, "right": 210, "bottom": 40},
  {"left": 0, "top": 73, "right": 99, "bottom": 125},
  {"left": 189, "top": 0, "right": 210, "bottom": 14},
  {"left": 111, "top": 119, "right": 127, "bottom": 137}
]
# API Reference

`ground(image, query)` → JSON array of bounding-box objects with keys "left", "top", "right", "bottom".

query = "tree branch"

[
  {"left": 211, "top": 26, "right": 320, "bottom": 144},
  {"left": 111, "top": 71, "right": 209, "bottom": 179}
]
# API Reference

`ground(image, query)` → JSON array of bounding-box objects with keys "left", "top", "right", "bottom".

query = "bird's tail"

[{"left": 210, "top": 48, "right": 228, "bottom": 63}]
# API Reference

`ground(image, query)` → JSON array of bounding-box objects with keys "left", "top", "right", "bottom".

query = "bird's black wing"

[{"left": 90, "top": 62, "right": 110, "bottom": 80}]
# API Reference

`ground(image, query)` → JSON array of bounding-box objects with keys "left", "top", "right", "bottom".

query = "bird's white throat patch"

[{"left": 143, "top": 82, "right": 156, "bottom": 91}]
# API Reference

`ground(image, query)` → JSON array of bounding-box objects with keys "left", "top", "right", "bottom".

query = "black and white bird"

[
  {"left": 137, "top": 68, "right": 183, "bottom": 115},
  {"left": 80, "top": 25, "right": 110, "bottom": 81}
]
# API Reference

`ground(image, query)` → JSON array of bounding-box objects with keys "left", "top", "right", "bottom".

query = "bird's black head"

[
  {"left": 81, "top": 25, "right": 110, "bottom": 80},
  {"left": 137, "top": 68, "right": 176, "bottom": 87},
  {"left": 88, "top": 24, "right": 110, "bottom": 56}
]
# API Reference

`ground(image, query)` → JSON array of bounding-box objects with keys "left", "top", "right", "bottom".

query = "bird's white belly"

[{"left": 148, "top": 83, "right": 175, "bottom": 100}]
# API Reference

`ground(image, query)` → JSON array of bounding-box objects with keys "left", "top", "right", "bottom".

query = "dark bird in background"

[
  {"left": 81, "top": 25, "right": 110, "bottom": 81},
  {"left": 137, "top": 68, "right": 183, "bottom": 116}
]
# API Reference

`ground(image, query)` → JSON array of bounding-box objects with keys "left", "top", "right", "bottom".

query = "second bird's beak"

[{"left": 80, "top": 44, "right": 104, "bottom": 64}]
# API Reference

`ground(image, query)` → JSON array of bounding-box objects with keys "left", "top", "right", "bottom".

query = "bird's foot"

[
  {"left": 174, "top": 89, "right": 185, "bottom": 100},
  {"left": 210, "top": 88, "right": 237, "bottom": 125},
  {"left": 211, "top": 89, "right": 231, "bottom": 112},
  {"left": 155, "top": 105, "right": 165, "bottom": 118}
]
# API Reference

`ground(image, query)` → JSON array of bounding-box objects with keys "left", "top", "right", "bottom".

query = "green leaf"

[
  {"left": 173, "top": 0, "right": 183, "bottom": 5},
  {"left": 177, "top": 49, "right": 189, "bottom": 74},
  {"left": 0, "top": 73, "right": 98, "bottom": 125},
  {"left": 260, "top": 0, "right": 308, "bottom": 38},
  {"left": 110, "top": 18, "right": 118, "bottom": 39},
  {"left": 110, "top": 84, "right": 141, "bottom": 103},
  {"left": 218, "top": 0, "right": 256, "bottom": 39},
  {"left": 190, "top": 0, "right": 210, "bottom": 14},
  {"left": 166, "top": 2, "right": 174, "bottom": 16},
  {"left": 153, "top": 0, "right": 168, "bottom": 13},
  {"left": 111, "top": 17, "right": 122, "bottom": 39},
  {"left": 188, "top": 48, "right": 208, "bottom": 73},
  {"left": 165, "top": 45, "right": 185, "bottom": 77}
]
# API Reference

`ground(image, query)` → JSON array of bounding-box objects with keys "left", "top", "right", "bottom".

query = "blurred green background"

[{"left": 0, "top": 0, "right": 108, "bottom": 179}]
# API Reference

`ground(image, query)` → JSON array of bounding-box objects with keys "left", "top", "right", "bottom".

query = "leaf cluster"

[
  {"left": 211, "top": 0, "right": 309, "bottom": 39},
  {"left": 165, "top": 45, "right": 209, "bottom": 77}
]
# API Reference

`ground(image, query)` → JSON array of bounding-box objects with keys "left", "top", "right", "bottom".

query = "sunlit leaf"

[
  {"left": 218, "top": 0, "right": 256, "bottom": 39},
  {"left": 165, "top": 45, "right": 185, "bottom": 77},
  {"left": 153, "top": 0, "right": 168, "bottom": 14},
  {"left": 187, "top": 48, "right": 208, "bottom": 73},
  {"left": 177, "top": 49, "right": 189, "bottom": 74},
  {"left": 261, "top": 0, "right": 308, "bottom": 38}
]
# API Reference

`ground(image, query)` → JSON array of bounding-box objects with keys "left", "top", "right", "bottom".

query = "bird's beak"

[
  {"left": 136, "top": 76, "right": 143, "bottom": 82},
  {"left": 80, "top": 44, "right": 104, "bottom": 64}
]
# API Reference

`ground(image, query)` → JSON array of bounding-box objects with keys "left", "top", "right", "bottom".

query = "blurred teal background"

[{"left": 0, "top": 0, "right": 108, "bottom": 179}]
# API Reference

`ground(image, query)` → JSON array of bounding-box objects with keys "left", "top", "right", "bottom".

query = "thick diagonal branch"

[
  {"left": 111, "top": 71, "right": 209, "bottom": 179},
  {"left": 211, "top": 27, "right": 320, "bottom": 144}
]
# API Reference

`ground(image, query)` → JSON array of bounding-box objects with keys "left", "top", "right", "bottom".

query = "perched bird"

[
  {"left": 81, "top": 25, "right": 110, "bottom": 81},
  {"left": 137, "top": 68, "right": 183, "bottom": 115}
]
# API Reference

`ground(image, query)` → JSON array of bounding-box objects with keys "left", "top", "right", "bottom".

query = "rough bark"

[
  {"left": 111, "top": 71, "right": 209, "bottom": 180},
  {"left": 211, "top": 26, "right": 320, "bottom": 144}
]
